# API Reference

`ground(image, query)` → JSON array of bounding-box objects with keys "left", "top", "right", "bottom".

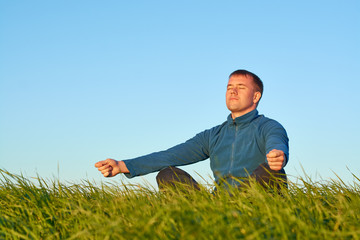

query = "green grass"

[{"left": 1, "top": 169, "right": 360, "bottom": 240}]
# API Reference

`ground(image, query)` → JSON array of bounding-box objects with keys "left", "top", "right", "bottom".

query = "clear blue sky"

[{"left": 1, "top": 1, "right": 359, "bottom": 188}]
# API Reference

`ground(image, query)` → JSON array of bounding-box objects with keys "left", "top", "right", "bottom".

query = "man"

[{"left": 95, "top": 70, "right": 289, "bottom": 190}]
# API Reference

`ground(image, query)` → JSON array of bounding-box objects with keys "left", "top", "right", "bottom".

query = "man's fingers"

[
  {"left": 94, "top": 161, "right": 105, "bottom": 168},
  {"left": 100, "top": 165, "right": 114, "bottom": 177},
  {"left": 95, "top": 159, "right": 114, "bottom": 169},
  {"left": 268, "top": 159, "right": 284, "bottom": 171},
  {"left": 95, "top": 159, "right": 120, "bottom": 178},
  {"left": 267, "top": 156, "right": 284, "bottom": 163},
  {"left": 267, "top": 150, "right": 284, "bottom": 163},
  {"left": 101, "top": 165, "right": 112, "bottom": 173},
  {"left": 266, "top": 149, "right": 282, "bottom": 158},
  {"left": 98, "top": 164, "right": 112, "bottom": 171},
  {"left": 102, "top": 170, "right": 111, "bottom": 177},
  {"left": 268, "top": 162, "right": 283, "bottom": 167},
  {"left": 267, "top": 149, "right": 285, "bottom": 170},
  {"left": 269, "top": 165, "right": 283, "bottom": 171}
]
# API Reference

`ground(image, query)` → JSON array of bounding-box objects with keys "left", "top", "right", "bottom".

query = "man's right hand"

[{"left": 95, "top": 159, "right": 122, "bottom": 177}]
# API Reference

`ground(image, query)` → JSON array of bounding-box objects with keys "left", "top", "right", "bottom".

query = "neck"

[{"left": 231, "top": 108, "right": 257, "bottom": 119}]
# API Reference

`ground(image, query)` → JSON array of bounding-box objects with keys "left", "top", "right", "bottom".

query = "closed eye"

[{"left": 227, "top": 85, "right": 246, "bottom": 90}]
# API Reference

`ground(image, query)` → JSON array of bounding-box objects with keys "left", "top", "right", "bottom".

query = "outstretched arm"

[
  {"left": 262, "top": 119, "right": 289, "bottom": 169},
  {"left": 95, "top": 159, "right": 129, "bottom": 177}
]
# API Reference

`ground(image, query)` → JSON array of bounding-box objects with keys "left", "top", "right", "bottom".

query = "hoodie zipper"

[{"left": 229, "top": 121, "right": 238, "bottom": 175}]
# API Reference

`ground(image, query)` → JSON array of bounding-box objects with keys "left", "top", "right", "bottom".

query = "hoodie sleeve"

[
  {"left": 261, "top": 119, "right": 289, "bottom": 166},
  {"left": 123, "top": 130, "right": 211, "bottom": 178}
]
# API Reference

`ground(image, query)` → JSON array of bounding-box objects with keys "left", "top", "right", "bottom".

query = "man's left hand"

[{"left": 266, "top": 149, "right": 285, "bottom": 171}]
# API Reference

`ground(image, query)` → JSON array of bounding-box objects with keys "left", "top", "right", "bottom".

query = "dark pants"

[{"left": 156, "top": 163, "right": 287, "bottom": 191}]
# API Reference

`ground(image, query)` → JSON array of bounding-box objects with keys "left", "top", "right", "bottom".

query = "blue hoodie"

[{"left": 124, "top": 109, "right": 289, "bottom": 186}]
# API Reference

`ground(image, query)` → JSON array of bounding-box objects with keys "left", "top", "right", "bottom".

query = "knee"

[
  {"left": 156, "top": 167, "right": 180, "bottom": 188},
  {"left": 251, "top": 163, "right": 288, "bottom": 189},
  {"left": 156, "top": 166, "right": 199, "bottom": 190},
  {"left": 156, "top": 167, "right": 172, "bottom": 183}
]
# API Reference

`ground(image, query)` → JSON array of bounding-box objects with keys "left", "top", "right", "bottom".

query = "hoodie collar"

[{"left": 227, "top": 109, "right": 259, "bottom": 126}]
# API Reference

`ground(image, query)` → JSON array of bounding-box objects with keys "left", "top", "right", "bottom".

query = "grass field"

[{"left": 1, "top": 169, "right": 360, "bottom": 240}]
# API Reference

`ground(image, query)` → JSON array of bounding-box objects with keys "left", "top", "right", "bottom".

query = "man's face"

[{"left": 226, "top": 74, "right": 260, "bottom": 119}]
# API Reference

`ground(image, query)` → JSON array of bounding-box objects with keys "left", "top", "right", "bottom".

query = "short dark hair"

[{"left": 229, "top": 69, "right": 263, "bottom": 97}]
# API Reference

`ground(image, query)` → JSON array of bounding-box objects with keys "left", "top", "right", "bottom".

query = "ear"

[{"left": 253, "top": 91, "right": 261, "bottom": 104}]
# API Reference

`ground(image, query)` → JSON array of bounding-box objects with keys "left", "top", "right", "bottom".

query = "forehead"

[{"left": 227, "top": 74, "right": 254, "bottom": 86}]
